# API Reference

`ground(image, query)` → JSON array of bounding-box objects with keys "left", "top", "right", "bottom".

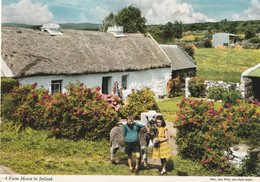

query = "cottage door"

[{"left": 102, "top": 77, "right": 112, "bottom": 94}]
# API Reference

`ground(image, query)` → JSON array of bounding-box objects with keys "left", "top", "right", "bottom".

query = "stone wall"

[{"left": 185, "top": 78, "right": 241, "bottom": 98}]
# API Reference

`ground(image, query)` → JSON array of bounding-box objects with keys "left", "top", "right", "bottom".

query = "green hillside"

[
  {"left": 195, "top": 48, "right": 260, "bottom": 82},
  {"left": 2, "top": 23, "right": 101, "bottom": 30}
]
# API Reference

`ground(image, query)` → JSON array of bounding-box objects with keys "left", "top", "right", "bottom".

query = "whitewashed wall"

[{"left": 18, "top": 67, "right": 171, "bottom": 99}]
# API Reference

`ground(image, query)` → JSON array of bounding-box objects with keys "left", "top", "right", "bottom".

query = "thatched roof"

[
  {"left": 160, "top": 45, "right": 197, "bottom": 71},
  {"left": 1, "top": 27, "right": 171, "bottom": 78}
]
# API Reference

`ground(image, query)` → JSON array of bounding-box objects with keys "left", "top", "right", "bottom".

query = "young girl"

[{"left": 152, "top": 115, "right": 172, "bottom": 174}]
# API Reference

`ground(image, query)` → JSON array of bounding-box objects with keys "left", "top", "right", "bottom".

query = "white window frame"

[{"left": 51, "top": 80, "right": 62, "bottom": 94}]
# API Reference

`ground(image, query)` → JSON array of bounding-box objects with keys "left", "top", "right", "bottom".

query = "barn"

[
  {"left": 212, "top": 33, "right": 238, "bottom": 48},
  {"left": 1, "top": 27, "right": 172, "bottom": 99}
]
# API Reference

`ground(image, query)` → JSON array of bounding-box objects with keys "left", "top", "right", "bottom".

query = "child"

[
  {"left": 152, "top": 115, "right": 172, "bottom": 174},
  {"left": 123, "top": 115, "right": 149, "bottom": 174}
]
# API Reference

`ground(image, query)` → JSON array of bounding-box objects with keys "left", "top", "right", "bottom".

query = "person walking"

[
  {"left": 123, "top": 115, "right": 149, "bottom": 174},
  {"left": 152, "top": 115, "right": 172, "bottom": 174}
]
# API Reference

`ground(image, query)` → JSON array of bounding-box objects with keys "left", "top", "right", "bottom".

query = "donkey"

[{"left": 110, "top": 116, "right": 158, "bottom": 168}]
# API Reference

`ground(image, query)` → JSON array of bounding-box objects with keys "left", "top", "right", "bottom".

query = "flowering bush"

[
  {"left": 120, "top": 88, "right": 160, "bottom": 119},
  {"left": 5, "top": 83, "right": 119, "bottom": 141},
  {"left": 8, "top": 83, "right": 49, "bottom": 130},
  {"left": 174, "top": 98, "right": 260, "bottom": 173},
  {"left": 188, "top": 77, "right": 206, "bottom": 97},
  {"left": 44, "top": 83, "right": 118, "bottom": 140},
  {"left": 101, "top": 94, "right": 123, "bottom": 112}
]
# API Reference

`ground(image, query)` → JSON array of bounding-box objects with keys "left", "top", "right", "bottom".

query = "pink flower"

[
  {"left": 76, "top": 109, "right": 82, "bottom": 115},
  {"left": 206, "top": 144, "right": 209, "bottom": 147}
]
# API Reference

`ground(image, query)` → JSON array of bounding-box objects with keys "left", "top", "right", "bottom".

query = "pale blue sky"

[{"left": 2, "top": 0, "right": 260, "bottom": 25}]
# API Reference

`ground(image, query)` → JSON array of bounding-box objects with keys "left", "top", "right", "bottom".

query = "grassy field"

[{"left": 195, "top": 48, "right": 260, "bottom": 83}]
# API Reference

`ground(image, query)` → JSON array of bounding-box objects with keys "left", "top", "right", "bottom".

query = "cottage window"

[
  {"left": 51, "top": 80, "right": 62, "bottom": 94},
  {"left": 122, "top": 75, "right": 128, "bottom": 90}
]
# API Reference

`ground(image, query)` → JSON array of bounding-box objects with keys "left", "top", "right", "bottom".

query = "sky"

[{"left": 1, "top": 0, "right": 260, "bottom": 25}]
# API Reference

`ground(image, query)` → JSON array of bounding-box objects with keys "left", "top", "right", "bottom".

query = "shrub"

[
  {"left": 9, "top": 83, "right": 50, "bottom": 130},
  {"left": 44, "top": 83, "right": 119, "bottom": 141},
  {"left": 1, "top": 77, "right": 19, "bottom": 94},
  {"left": 208, "top": 86, "right": 228, "bottom": 101},
  {"left": 181, "top": 44, "right": 195, "bottom": 59},
  {"left": 174, "top": 98, "right": 260, "bottom": 174},
  {"left": 120, "top": 88, "right": 160, "bottom": 119},
  {"left": 249, "top": 37, "right": 260, "bottom": 43},
  {"left": 222, "top": 86, "right": 241, "bottom": 107},
  {"left": 4, "top": 83, "right": 119, "bottom": 141},
  {"left": 204, "top": 40, "right": 212, "bottom": 48},
  {"left": 188, "top": 77, "right": 206, "bottom": 97}
]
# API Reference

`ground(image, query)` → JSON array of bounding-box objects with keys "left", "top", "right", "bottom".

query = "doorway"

[{"left": 102, "top": 76, "right": 112, "bottom": 94}]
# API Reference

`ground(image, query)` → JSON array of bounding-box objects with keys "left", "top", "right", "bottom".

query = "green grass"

[
  {"left": 195, "top": 48, "right": 260, "bottom": 82},
  {"left": 157, "top": 94, "right": 185, "bottom": 122}
]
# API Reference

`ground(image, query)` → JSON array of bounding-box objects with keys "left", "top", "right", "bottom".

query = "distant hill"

[{"left": 2, "top": 23, "right": 101, "bottom": 30}]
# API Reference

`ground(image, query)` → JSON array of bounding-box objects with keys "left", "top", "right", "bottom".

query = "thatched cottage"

[{"left": 1, "top": 27, "right": 171, "bottom": 98}]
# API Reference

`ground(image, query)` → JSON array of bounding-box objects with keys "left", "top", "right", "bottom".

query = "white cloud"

[
  {"left": 130, "top": 0, "right": 215, "bottom": 24},
  {"left": 232, "top": 0, "right": 260, "bottom": 21},
  {"left": 2, "top": 0, "right": 53, "bottom": 25}
]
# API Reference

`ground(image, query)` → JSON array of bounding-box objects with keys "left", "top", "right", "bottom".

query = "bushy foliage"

[
  {"left": 1, "top": 77, "right": 19, "bottom": 94},
  {"left": 120, "top": 88, "right": 160, "bottom": 119},
  {"left": 208, "top": 86, "right": 227, "bottom": 101},
  {"left": 222, "top": 86, "right": 241, "bottom": 107},
  {"left": 44, "top": 84, "right": 119, "bottom": 140},
  {"left": 181, "top": 44, "right": 195, "bottom": 59},
  {"left": 4, "top": 83, "right": 119, "bottom": 141},
  {"left": 204, "top": 39, "right": 212, "bottom": 48},
  {"left": 174, "top": 98, "right": 260, "bottom": 174},
  {"left": 102, "top": 5, "right": 146, "bottom": 33},
  {"left": 7, "top": 83, "right": 49, "bottom": 130},
  {"left": 249, "top": 37, "right": 260, "bottom": 43},
  {"left": 188, "top": 77, "right": 206, "bottom": 97}
]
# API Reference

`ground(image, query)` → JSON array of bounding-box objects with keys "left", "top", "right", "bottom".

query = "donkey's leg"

[
  {"left": 110, "top": 145, "right": 119, "bottom": 164},
  {"left": 141, "top": 146, "right": 148, "bottom": 168}
]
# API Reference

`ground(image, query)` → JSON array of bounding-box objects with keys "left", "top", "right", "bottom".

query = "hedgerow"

[
  {"left": 174, "top": 98, "right": 260, "bottom": 174},
  {"left": 3, "top": 83, "right": 120, "bottom": 141}
]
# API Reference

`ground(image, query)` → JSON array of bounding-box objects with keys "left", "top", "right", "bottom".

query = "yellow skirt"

[{"left": 152, "top": 141, "right": 172, "bottom": 159}]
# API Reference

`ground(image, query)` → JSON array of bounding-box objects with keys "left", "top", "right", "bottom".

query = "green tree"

[
  {"left": 102, "top": 12, "right": 116, "bottom": 31},
  {"left": 245, "top": 30, "right": 256, "bottom": 39},
  {"left": 173, "top": 21, "right": 183, "bottom": 39},
  {"left": 162, "top": 22, "right": 174, "bottom": 39},
  {"left": 115, "top": 5, "right": 146, "bottom": 33}
]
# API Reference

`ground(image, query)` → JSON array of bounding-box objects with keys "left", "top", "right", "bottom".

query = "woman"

[{"left": 152, "top": 115, "right": 172, "bottom": 174}]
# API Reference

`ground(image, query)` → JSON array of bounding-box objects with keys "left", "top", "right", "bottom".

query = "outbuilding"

[
  {"left": 159, "top": 45, "right": 197, "bottom": 82},
  {"left": 212, "top": 33, "right": 238, "bottom": 48},
  {"left": 240, "top": 63, "right": 260, "bottom": 101}
]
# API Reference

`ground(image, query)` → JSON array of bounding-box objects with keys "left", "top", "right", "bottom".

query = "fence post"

[{"left": 185, "top": 77, "right": 191, "bottom": 98}]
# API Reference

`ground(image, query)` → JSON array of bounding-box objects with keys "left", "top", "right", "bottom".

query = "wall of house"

[{"left": 17, "top": 67, "right": 171, "bottom": 99}]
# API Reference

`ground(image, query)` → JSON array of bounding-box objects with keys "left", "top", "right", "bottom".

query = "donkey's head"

[{"left": 146, "top": 116, "right": 158, "bottom": 140}]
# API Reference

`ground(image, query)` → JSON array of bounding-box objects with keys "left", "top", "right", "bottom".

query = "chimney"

[{"left": 107, "top": 26, "right": 126, "bottom": 38}]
